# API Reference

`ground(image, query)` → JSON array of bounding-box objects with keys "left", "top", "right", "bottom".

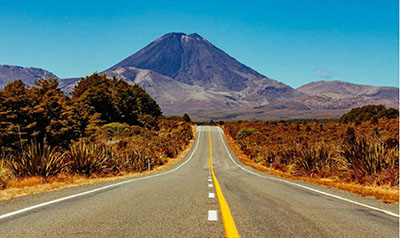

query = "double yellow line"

[{"left": 208, "top": 127, "right": 240, "bottom": 238}]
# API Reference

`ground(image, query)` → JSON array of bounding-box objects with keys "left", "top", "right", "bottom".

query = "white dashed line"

[
  {"left": 208, "top": 184, "right": 213, "bottom": 188},
  {"left": 208, "top": 178, "right": 212, "bottom": 182},
  {"left": 208, "top": 210, "right": 218, "bottom": 221},
  {"left": 208, "top": 193, "right": 215, "bottom": 198}
]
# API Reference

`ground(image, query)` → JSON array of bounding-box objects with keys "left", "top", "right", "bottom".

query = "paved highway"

[{"left": 0, "top": 126, "right": 398, "bottom": 237}]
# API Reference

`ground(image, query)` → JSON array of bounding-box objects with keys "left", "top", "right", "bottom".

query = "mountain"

[
  {"left": 0, "top": 65, "right": 57, "bottom": 88},
  {"left": 107, "top": 32, "right": 302, "bottom": 105}
]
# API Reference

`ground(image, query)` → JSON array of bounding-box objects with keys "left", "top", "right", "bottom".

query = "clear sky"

[{"left": 0, "top": 0, "right": 398, "bottom": 88}]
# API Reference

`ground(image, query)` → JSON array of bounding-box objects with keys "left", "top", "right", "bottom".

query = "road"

[{"left": 0, "top": 126, "right": 398, "bottom": 237}]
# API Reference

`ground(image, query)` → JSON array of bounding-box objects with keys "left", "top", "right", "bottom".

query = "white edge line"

[
  {"left": 217, "top": 127, "right": 400, "bottom": 218},
  {"left": 0, "top": 129, "right": 203, "bottom": 220}
]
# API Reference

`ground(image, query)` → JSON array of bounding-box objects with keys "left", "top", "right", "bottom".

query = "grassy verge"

[
  {"left": 223, "top": 127, "right": 399, "bottom": 203},
  {"left": 0, "top": 126, "right": 195, "bottom": 201}
]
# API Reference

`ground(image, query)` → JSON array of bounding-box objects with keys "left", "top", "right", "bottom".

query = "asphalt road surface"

[{"left": 0, "top": 126, "right": 398, "bottom": 237}]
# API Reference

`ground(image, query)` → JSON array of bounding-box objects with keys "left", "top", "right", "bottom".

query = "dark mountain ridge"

[{"left": 0, "top": 65, "right": 57, "bottom": 88}]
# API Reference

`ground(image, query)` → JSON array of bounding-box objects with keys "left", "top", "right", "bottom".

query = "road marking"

[
  {"left": 208, "top": 178, "right": 212, "bottom": 182},
  {"left": 208, "top": 184, "right": 213, "bottom": 188},
  {"left": 209, "top": 127, "right": 240, "bottom": 238},
  {"left": 0, "top": 129, "right": 203, "bottom": 221},
  {"left": 209, "top": 193, "right": 215, "bottom": 198},
  {"left": 208, "top": 210, "right": 218, "bottom": 221},
  {"left": 217, "top": 127, "right": 400, "bottom": 218}
]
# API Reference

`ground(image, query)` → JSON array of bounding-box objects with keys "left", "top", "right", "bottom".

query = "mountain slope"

[
  {"left": 103, "top": 66, "right": 241, "bottom": 115},
  {"left": 0, "top": 65, "right": 57, "bottom": 88},
  {"left": 298, "top": 80, "right": 398, "bottom": 100}
]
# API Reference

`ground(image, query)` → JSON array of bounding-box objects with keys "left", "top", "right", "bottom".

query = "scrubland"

[{"left": 223, "top": 108, "right": 399, "bottom": 202}]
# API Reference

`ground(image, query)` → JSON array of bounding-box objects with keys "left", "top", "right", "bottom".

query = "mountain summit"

[{"left": 110, "top": 32, "right": 266, "bottom": 91}]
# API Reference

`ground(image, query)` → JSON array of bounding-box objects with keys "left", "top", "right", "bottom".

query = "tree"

[
  {"left": 0, "top": 80, "right": 33, "bottom": 151},
  {"left": 72, "top": 74, "right": 117, "bottom": 123},
  {"left": 71, "top": 73, "right": 161, "bottom": 127},
  {"left": 29, "top": 78, "right": 79, "bottom": 147},
  {"left": 0, "top": 73, "right": 163, "bottom": 151}
]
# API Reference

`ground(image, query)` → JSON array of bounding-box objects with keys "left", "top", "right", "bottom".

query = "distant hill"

[
  {"left": 0, "top": 65, "right": 57, "bottom": 88},
  {"left": 297, "top": 80, "right": 398, "bottom": 101}
]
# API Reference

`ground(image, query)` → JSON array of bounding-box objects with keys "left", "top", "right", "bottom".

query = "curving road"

[{"left": 0, "top": 126, "right": 398, "bottom": 237}]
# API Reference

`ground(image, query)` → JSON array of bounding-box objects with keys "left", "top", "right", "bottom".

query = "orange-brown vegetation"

[
  {"left": 223, "top": 117, "right": 399, "bottom": 203},
  {"left": 0, "top": 74, "right": 194, "bottom": 198},
  {"left": 0, "top": 123, "right": 195, "bottom": 200}
]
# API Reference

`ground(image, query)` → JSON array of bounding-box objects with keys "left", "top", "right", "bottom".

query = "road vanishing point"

[{"left": 0, "top": 126, "right": 398, "bottom": 237}]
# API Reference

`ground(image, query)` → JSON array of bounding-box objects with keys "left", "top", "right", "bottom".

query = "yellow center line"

[{"left": 208, "top": 127, "right": 240, "bottom": 238}]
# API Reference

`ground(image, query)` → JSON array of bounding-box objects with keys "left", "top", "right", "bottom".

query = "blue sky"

[{"left": 0, "top": 0, "right": 398, "bottom": 88}]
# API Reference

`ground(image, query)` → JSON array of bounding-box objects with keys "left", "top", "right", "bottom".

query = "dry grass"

[
  {"left": 223, "top": 126, "right": 399, "bottom": 203},
  {"left": 0, "top": 126, "right": 196, "bottom": 201}
]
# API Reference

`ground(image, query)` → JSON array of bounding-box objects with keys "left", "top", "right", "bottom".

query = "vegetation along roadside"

[
  {"left": 222, "top": 105, "right": 399, "bottom": 203},
  {"left": 0, "top": 73, "right": 194, "bottom": 200}
]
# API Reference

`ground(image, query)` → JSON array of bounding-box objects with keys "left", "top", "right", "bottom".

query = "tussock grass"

[
  {"left": 0, "top": 126, "right": 196, "bottom": 201},
  {"left": 0, "top": 117, "right": 194, "bottom": 198},
  {"left": 223, "top": 119, "right": 399, "bottom": 203}
]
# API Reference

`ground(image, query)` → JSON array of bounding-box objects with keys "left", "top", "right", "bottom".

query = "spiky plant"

[
  {"left": 295, "top": 143, "right": 333, "bottom": 177},
  {"left": 342, "top": 135, "right": 399, "bottom": 184},
  {"left": 8, "top": 140, "right": 67, "bottom": 178},
  {"left": 68, "top": 142, "right": 110, "bottom": 176},
  {"left": 0, "top": 157, "right": 14, "bottom": 189}
]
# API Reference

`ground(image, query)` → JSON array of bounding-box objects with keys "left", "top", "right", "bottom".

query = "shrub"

[
  {"left": 236, "top": 128, "right": 259, "bottom": 139},
  {"left": 295, "top": 143, "right": 333, "bottom": 177},
  {"left": 138, "top": 115, "right": 159, "bottom": 130},
  {"left": 102, "top": 122, "right": 130, "bottom": 137},
  {"left": 0, "top": 158, "right": 14, "bottom": 189},
  {"left": 340, "top": 105, "right": 398, "bottom": 123},
  {"left": 67, "top": 141, "right": 110, "bottom": 176},
  {"left": 342, "top": 135, "right": 399, "bottom": 185},
  {"left": 8, "top": 141, "right": 67, "bottom": 178}
]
